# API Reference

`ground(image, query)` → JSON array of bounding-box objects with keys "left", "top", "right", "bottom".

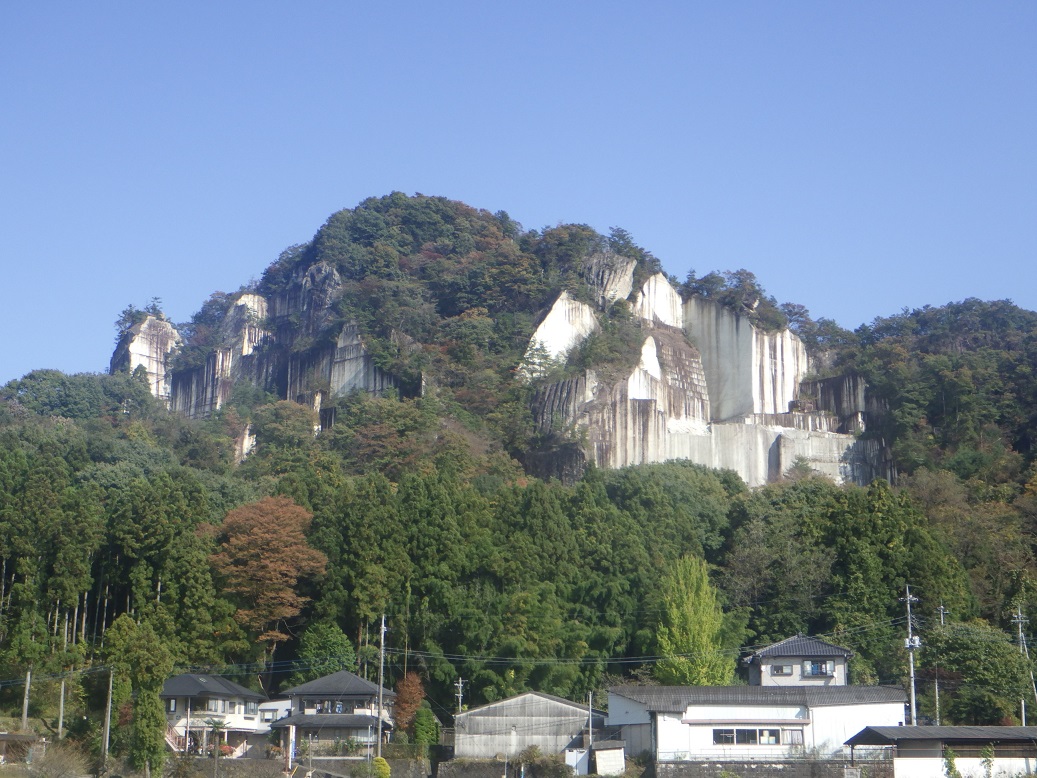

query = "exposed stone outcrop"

[
  {"left": 109, "top": 316, "right": 182, "bottom": 402},
  {"left": 582, "top": 251, "right": 636, "bottom": 307},
  {"left": 287, "top": 322, "right": 399, "bottom": 405},
  {"left": 529, "top": 276, "right": 884, "bottom": 486},
  {"left": 169, "top": 294, "right": 273, "bottom": 418},
  {"left": 683, "top": 296, "right": 809, "bottom": 420},
  {"left": 520, "top": 291, "right": 599, "bottom": 378},
  {"left": 112, "top": 244, "right": 887, "bottom": 486},
  {"left": 633, "top": 272, "right": 684, "bottom": 328}
]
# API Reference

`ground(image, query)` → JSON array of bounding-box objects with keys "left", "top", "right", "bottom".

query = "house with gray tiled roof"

[
  {"left": 270, "top": 670, "right": 395, "bottom": 762},
  {"left": 606, "top": 635, "right": 904, "bottom": 763},
  {"left": 744, "top": 634, "right": 854, "bottom": 686},
  {"left": 608, "top": 684, "right": 906, "bottom": 761},
  {"left": 160, "top": 673, "right": 267, "bottom": 757}
]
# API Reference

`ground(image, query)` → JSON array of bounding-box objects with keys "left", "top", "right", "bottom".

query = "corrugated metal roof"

[
  {"left": 279, "top": 670, "right": 395, "bottom": 699},
  {"left": 457, "top": 691, "right": 605, "bottom": 720},
  {"left": 160, "top": 673, "right": 266, "bottom": 701},
  {"left": 751, "top": 634, "right": 853, "bottom": 659},
  {"left": 609, "top": 685, "right": 905, "bottom": 710},
  {"left": 846, "top": 726, "right": 1037, "bottom": 746}
]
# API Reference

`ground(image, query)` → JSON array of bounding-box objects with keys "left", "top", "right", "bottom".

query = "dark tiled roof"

[
  {"left": 280, "top": 670, "right": 395, "bottom": 699},
  {"left": 751, "top": 634, "right": 853, "bottom": 659},
  {"left": 271, "top": 713, "right": 389, "bottom": 730},
  {"left": 609, "top": 685, "right": 905, "bottom": 710},
  {"left": 161, "top": 673, "right": 266, "bottom": 701},
  {"left": 847, "top": 726, "right": 1037, "bottom": 746}
]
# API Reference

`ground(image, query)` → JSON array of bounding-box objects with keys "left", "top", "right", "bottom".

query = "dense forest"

[{"left": 3, "top": 194, "right": 1037, "bottom": 770}]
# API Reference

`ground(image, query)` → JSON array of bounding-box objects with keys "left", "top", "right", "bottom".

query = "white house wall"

[
  {"left": 892, "top": 756, "right": 1036, "bottom": 778},
  {"left": 652, "top": 701, "right": 905, "bottom": 760}
]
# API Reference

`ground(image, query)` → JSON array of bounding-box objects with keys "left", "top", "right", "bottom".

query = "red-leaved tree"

[{"left": 210, "top": 496, "right": 327, "bottom": 669}]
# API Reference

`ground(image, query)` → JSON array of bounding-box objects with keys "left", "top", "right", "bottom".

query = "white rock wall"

[
  {"left": 329, "top": 323, "right": 398, "bottom": 395},
  {"left": 683, "top": 296, "right": 809, "bottom": 420},
  {"left": 529, "top": 274, "right": 874, "bottom": 486},
  {"left": 112, "top": 316, "right": 182, "bottom": 402},
  {"left": 521, "top": 291, "right": 599, "bottom": 377},
  {"left": 220, "top": 293, "right": 268, "bottom": 356},
  {"left": 633, "top": 273, "right": 683, "bottom": 328}
]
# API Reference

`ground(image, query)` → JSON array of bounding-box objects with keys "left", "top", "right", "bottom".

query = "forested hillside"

[{"left": 3, "top": 194, "right": 1037, "bottom": 768}]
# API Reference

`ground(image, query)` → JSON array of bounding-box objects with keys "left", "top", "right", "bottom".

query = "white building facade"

[{"left": 608, "top": 685, "right": 906, "bottom": 761}]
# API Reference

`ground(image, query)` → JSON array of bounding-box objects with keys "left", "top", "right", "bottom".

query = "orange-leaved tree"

[
  {"left": 210, "top": 496, "right": 327, "bottom": 671},
  {"left": 394, "top": 671, "right": 426, "bottom": 736}
]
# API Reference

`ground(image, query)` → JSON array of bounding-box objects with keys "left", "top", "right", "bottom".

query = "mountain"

[
  {"left": 3, "top": 193, "right": 1037, "bottom": 743},
  {"left": 111, "top": 193, "right": 891, "bottom": 487}
]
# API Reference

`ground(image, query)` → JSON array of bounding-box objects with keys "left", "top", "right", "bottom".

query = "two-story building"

[
  {"left": 744, "top": 634, "right": 854, "bottom": 686},
  {"left": 160, "top": 673, "right": 267, "bottom": 757},
  {"left": 607, "top": 635, "right": 906, "bottom": 763},
  {"left": 270, "top": 670, "right": 395, "bottom": 761}
]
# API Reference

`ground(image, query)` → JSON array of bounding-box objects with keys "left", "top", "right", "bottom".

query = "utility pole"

[
  {"left": 587, "top": 692, "right": 594, "bottom": 775},
  {"left": 901, "top": 584, "right": 920, "bottom": 725},
  {"left": 101, "top": 669, "right": 113, "bottom": 767},
  {"left": 1013, "top": 605, "right": 1029, "bottom": 725},
  {"left": 935, "top": 604, "right": 950, "bottom": 725},
  {"left": 377, "top": 614, "right": 386, "bottom": 759},
  {"left": 455, "top": 677, "right": 467, "bottom": 714}
]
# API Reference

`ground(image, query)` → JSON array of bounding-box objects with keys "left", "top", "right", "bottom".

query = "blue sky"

[{"left": 2, "top": 3, "right": 1034, "bottom": 385}]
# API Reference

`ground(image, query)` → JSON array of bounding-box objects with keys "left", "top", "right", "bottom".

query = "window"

[
  {"left": 771, "top": 664, "right": 793, "bottom": 676},
  {"left": 245, "top": 701, "right": 258, "bottom": 716},
  {"left": 713, "top": 729, "right": 734, "bottom": 745},
  {"left": 165, "top": 698, "right": 177, "bottom": 713},
  {"left": 228, "top": 701, "right": 236, "bottom": 714},
  {"left": 735, "top": 729, "right": 758, "bottom": 745},
  {"left": 804, "top": 660, "right": 833, "bottom": 677},
  {"left": 203, "top": 699, "right": 220, "bottom": 713},
  {"left": 759, "top": 729, "right": 780, "bottom": 745},
  {"left": 715, "top": 729, "right": 782, "bottom": 746},
  {"left": 784, "top": 729, "right": 804, "bottom": 745}
]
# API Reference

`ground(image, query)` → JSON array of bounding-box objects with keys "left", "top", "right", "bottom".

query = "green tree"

[
  {"left": 413, "top": 705, "right": 440, "bottom": 746},
  {"left": 655, "top": 556, "right": 734, "bottom": 685},
  {"left": 104, "top": 614, "right": 174, "bottom": 777},
  {"left": 923, "top": 621, "right": 1032, "bottom": 724},
  {"left": 289, "top": 620, "right": 357, "bottom": 685}
]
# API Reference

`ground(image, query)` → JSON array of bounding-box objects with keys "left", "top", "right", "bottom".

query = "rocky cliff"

[
  {"left": 109, "top": 195, "right": 889, "bottom": 487},
  {"left": 528, "top": 275, "right": 887, "bottom": 486},
  {"left": 109, "top": 315, "right": 182, "bottom": 401}
]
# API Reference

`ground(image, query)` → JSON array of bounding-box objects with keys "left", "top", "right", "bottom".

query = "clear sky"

[{"left": 2, "top": 3, "right": 1034, "bottom": 386}]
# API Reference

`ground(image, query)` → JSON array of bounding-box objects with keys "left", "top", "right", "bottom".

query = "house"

[
  {"left": 744, "top": 634, "right": 853, "bottom": 686},
  {"left": 846, "top": 725, "right": 1037, "bottom": 778},
  {"left": 160, "top": 673, "right": 267, "bottom": 757},
  {"left": 454, "top": 691, "right": 609, "bottom": 774},
  {"left": 607, "top": 684, "right": 906, "bottom": 761},
  {"left": 270, "top": 670, "right": 395, "bottom": 762}
]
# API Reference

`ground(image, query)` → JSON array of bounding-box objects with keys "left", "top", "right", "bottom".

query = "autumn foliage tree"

[
  {"left": 209, "top": 496, "right": 327, "bottom": 667},
  {"left": 394, "top": 671, "right": 426, "bottom": 736}
]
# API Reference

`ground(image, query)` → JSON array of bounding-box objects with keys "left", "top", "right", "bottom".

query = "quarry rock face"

[
  {"left": 113, "top": 256, "right": 888, "bottom": 486},
  {"left": 582, "top": 251, "right": 636, "bottom": 307},
  {"left": 109, "top": 316, "right": 182, "bottom": 401},
  {"left": 529, "top": 277, "right": 885, "bottom": 487},
  {"left": 520, "top": 291, "right": 599, "bottom": 377}
]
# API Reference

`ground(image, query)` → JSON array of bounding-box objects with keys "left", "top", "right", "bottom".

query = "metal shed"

[{"left": 454, "top": 691, "right": 604, "bottom": 759}]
